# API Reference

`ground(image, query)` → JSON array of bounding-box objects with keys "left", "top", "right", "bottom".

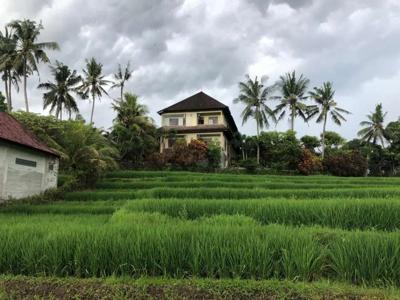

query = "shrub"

[
  {"left": 297, "top": 149, "right": 322, "bottom": 175},
  {"left": 323, "top": 151, "right": 367, "bottom": 177},
  {"left": 207, "top": 141, "right": 222, "bottom": 170},
  {"left": 165, "top": 139, "right": 208, "bottom": 170},
  {"left": 239, "top": 159, "right": 258, "bottom": 173}
]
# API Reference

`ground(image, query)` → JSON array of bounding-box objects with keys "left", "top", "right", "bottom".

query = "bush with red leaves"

[
  {"left": 323, "top": 150, "right": 367, "bottom": 177},
  {"left": 297, "top": 149, "right": 322, "bottom": 175}
]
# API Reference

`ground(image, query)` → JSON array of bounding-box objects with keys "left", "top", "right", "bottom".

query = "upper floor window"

[
  {"left": 198, "top": 115, "right": 205, "bottom": 125},
  {"left": 169, "top": 118, "right": 179, "bottom": 126},
  {"left": 166, "top": 114, "right": 185, "bottom": 126},
  {"left": 208, "top": 116, "right": 218, "bottom": 125}
]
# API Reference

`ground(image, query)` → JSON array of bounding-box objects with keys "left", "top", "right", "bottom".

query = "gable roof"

[
  {"left": 0, "top": 112, "right": 59, "bottom": 157},
  {"left": 158, "top": 91, "right": 228, "bottom": 113},
  {"left": 158, "top": 91, "right": 238, "bottom": 132}
]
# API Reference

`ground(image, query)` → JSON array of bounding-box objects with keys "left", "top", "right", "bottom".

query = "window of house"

[
  {"left": 16, "top": 158, "right": 37, "bottom": 168},
  {"left": 197, "top": 134, "right": 220, "bottom": 146},
  {"left": 208, "top": 116, "right": 218, "bottom": 125},
  {"left": 169, "top": 118, "right": 179, "bottom": 126},
  {"left": 49, "top": 161, "right": 55, "bottom": 171},
  {"left": 197, "top": 115, "right": 205, "bottom": 125},
  {"left": 167, "top": 136, "right": 185, "bottom": 148}
]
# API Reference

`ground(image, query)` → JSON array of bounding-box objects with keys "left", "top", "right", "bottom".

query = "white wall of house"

[{"left": 0, "top": 141, "right": 59, "bottom": 201}]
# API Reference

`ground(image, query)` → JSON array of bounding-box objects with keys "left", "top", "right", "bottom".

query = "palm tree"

[
  {"left": 308, "top": 82, "right": 350, "bottom": 158},
  {"left": 7, "top": 19, "right": 59, "bottom": 112},
  {"left": 274, "top": 71, "right": 310, "bottom": 131},
  {"left": 38, "top": 61, "right": 81, "bottom": 120},
  {"left": 79, "top": 58, "right": 110, "bottom": 124},
  {"left": 0, "top": 26, "right": 20, "bottom": 111},
  {"left": 111, "top": 62, "right": 133, "bottom": 100},
  {"left": 358, "top": 103, "right": 387, "bottom": 146},
  {"left": 111, "top": 92, "right": 157, "bottom": 163},
  {"left": 234, "top": 75, "right": 276, "bottom": 164},
  {"left": 112, "top": 92, "right": 149, "bottom": 124}
]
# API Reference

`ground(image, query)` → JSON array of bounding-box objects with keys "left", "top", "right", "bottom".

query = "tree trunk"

[
  {"left": 23, "top": 61, "right": 29, "bottom": 112},
  {"left": 256, "top": 121, "right": 260, "bottom": 165},
  {"left": 290, "top": 105, "right": 295, "bottom": 131},
  {"left": 90, "top": 92, "right": 95, "bottom": 124},
  {"left": 60, "top": 104, "right": 63, "bottom": 121},
  {"left": 120, "top": 83, "right": 124, "bottom": 101},
  {"left": 321, "top": 114, "right": 327, "bottom": 159},
  {"left": 8, "top": 70, "right": 12, "bottom": 111},
  {"left": 4, "top": 73, "right": 9, "bottom": 110}
]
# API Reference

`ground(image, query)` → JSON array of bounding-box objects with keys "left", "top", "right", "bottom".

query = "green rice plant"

[
  {"left": 123, "top": 198, "right": 400, "bottom": 231},
  {"left": 95, "top": 180, "right": 395, "bottom": 190},
  {"left": 2, "top": 212, "right": 400, "bottom": 285},
  {"left": 0, "top": 201, "right": 124, "bottom": 215},
  {"left": 64, "top": 187, "right": 400, "bottom": 201}
]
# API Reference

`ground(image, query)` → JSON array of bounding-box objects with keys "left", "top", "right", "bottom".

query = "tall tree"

[
  {"left": 111, "top": 62, "right": 133, "bottom": 100},
  {"left": 38, "top": 61, "right": 81, "bottom": 120},
  {"left": 234, "top": 75, "right": 276, "bottom": 164},
  {"left": 308, "top": 82, "right": 350, "bottom": 158},
  {"left": 111, "top": 92, "right": 157, "bottom": 165},
  {"left": 0, "top": 26, "right": 20, "bottom": 111},
  {"left": 358, "top": 103, "right": 387, "bottom": 146},
  {"left": 7, "top": 19, "right": 59, "bottom": 112},
  {"left": 79, "top": 58, "right": 110, "bottom": 124},
  {"left": 0, "top": 91, "right": 7, "bottom": 112},
  {"left": 274, "top": 71, "right": 310, "bottom": 131}
]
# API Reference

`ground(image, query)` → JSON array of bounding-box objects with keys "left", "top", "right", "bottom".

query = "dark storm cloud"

[{"left": 1, "top": 0, "right": 400, "bottom": 138}]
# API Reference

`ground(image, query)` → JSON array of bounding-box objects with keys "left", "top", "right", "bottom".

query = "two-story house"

[{"left": 158, "top": 91, "right": 238, "bottom": 167}]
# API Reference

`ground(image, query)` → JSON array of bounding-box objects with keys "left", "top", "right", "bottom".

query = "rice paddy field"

[{"left": 2, "top": 171, "right": 400, "bottom": 299}]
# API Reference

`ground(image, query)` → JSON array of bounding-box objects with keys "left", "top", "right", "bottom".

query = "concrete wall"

[{"left": 0, "top": 141, "right": 59, "bottom": 201}]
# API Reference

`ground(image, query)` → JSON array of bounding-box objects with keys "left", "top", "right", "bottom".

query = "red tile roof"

[{"left": 0, "top": 112, "right": 59, "bottom": 157}]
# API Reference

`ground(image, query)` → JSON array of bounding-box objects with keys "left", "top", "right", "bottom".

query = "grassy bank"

[{"left": 1, "top": 276, "right": 399, "bottom": 299}]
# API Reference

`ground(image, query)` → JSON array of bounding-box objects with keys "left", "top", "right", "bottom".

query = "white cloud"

[{"left": 1, "top": 0, "right": 400, "bottom": 139}]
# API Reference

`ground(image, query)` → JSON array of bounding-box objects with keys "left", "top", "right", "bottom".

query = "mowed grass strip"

[
  {"left": 2, "top": 211, "right": 400, "bottom": 285},
  {"left": 106, "top": 170, "right": 400, "bottom": 184},
  {"left": 124, "top": 198, "right": 400, "bottom": 231},
  {"left": 0, "top": 201, "right": 124, "bottom": 215},
  {"left": 65, "top": 187, "right": 400, "bottom": 201},
  {"left": 96, "top": 180, "right": 398, "bottom": 190}
]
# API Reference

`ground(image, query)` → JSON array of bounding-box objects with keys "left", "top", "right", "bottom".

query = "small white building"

[{"left": 0, "top": 112, "right": 59, "bottom": 201}]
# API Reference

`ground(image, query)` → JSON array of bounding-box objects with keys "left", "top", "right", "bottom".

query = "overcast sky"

[{"left": 1, "top": 0, "right": 400, "bottom": 139}]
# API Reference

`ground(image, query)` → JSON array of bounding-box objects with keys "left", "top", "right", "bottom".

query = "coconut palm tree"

[
  {"left": 111, "top": 92, "right": 157, "bottom": 164},
  {"left": 79, "top": 58, "right": 110, "bottom": 124},
  {"left": 111, "top": 62, "right": 133, "bottom": 100},
  {"left": 38, "top": 61, "right": 81, "bottom": 120},
  {"left": 358, "top": 103, "right": 387, "bottom": 146},
  {"left": 274, "top": 71, "right": 310, "bottom": 131},
  {"left": 0, "top": 26, "right": 20, "bottom": 111},
  {"left": 7, "top": 19, "right": 59, "bottom": 112},
  {"left": 308, "top": 82, "right": 350, "bottom": 158},
  {"left": 234, "top": 75, "right": 276, "bottom": 164}
]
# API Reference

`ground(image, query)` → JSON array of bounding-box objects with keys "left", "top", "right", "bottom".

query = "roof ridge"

[{"left": 0, "top": 112, "right": 59, "bottom": 157}]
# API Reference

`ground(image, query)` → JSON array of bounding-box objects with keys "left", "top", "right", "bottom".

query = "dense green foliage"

[
  {"left": 12, "top": 112, "right": 118, "bottom": 185},
  {"left": 110, "top": 93, "right": 157, "bottom": 167}
]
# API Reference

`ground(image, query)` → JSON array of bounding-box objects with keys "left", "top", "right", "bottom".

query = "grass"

[
  {"left": 1, "top": 170, "right": 400, "bottom": 296},
  {"left": 1, "top": 211, "right": 400, "bottom": 285},
  {"left": 65, "top": 187, "right": 400, "bottom": 201},
  {"left": 124, "top": 198, "right": 400, "bottom": 230}
]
